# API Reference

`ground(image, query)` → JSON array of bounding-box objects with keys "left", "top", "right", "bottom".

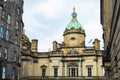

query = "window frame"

[
  {"left": 68, "top": 67, "right": 78, "bottom": 77},
  {"left": 88, "top": 67, "right": 92, "bottom": 77},
  {"left": 54, "top": 67, "right": 58, "bottom": 77},
  {"left": 41, "top": 65, "right": 47, "bottom": 77},
  {"left": 13, "top": 51, "right": 17, "bottom": 61},
  {"left": 17, "top": 8, "right": 20, "bottom": 15},
  {"left": 2, "top": 10, "right": 5, "bottom": 21},
  {"left": 14, "top": 34, "right": 18, "bottom": 45},
  {"left": 0, "top": 46, "right": 2, "bottom": 57},
  {"left": 70, "top": 37, "right": 76, "bottom": 41},
  {"left": 4, "top": 47, "right": 8, "bottom": 59},
  {"left": 0, "top": 26, "right": 3, "bottom": 38},
  {"left": 2, "top": 66, "right": 6, "bottom": 79},
  {"left": 7, "top": 14, "right": 11, "bottom": 24},
  {"left": 15, "top": 20, "right": 19, "bottom": 30},
  {"left": 5, "top": 29, "right": 9, "bottom": 41},
  {"left": 42, "top": 68, "right": 46, "bottom": 77}
]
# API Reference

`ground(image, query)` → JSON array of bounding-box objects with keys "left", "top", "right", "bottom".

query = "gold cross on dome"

[{"left": 73, "top": 6, "right": 75, "bottom": 12}]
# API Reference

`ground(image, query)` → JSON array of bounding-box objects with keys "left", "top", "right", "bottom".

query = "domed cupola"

[
  {"left": 64, "top": 7, "right": 85, "bottom": 36},
  {"left": 63, "top": 7, "right": 85, "bottom": 47}
]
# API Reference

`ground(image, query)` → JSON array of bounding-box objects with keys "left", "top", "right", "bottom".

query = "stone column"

[
  {"left": 79, "top": 58, "right": 83, "bottom": 76},
  {"left": 65, "top": 63, "right": 67, "bottom": 76},
  {"left": 75, "top": 68, "right": 77, "bottom": 76},
  {"left": 70, "top": 68, "right": 71, "bottom": 76},
  {"left": 79, "top": 63, "right": 81, "bottom": 76}
]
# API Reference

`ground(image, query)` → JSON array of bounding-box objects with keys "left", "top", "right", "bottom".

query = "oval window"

[{"left": 70, "top": 37, "right": 76, "bottom": 40}]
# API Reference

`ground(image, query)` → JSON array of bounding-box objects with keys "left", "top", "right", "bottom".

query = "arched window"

[{"left": 41, "top": 65, "right": 47, "bottom": 77}]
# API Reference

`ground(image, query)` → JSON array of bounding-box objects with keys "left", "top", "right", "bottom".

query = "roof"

[{"left": 65, "top": 8, "right": 83, "bottom": 31}]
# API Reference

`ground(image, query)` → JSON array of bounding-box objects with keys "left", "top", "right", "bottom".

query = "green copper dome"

[{"left": 65, "top": 8, "right": 83, "bottom": 30}]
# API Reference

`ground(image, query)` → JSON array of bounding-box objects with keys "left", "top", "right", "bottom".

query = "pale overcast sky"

[{"left": 23, "top": 0, "right": 103, "bottom": 52}]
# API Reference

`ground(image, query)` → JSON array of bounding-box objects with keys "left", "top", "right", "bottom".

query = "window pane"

[
  {"left": 7, "top": 14, "right": 11, "bottom": 24},
  {"left": 69, "top": 68, "right": 78, "bottom": 77},
  {"left": 54, "top": 68, "right": 58, "bottom": 77},
  {"left": 88, "top": 68, "right": 92, "bottom": 77},
  {"left": 14, "top": 40, "right": 17, "bottom": 45},
  {"left": 17, "top": 8, "right": 20, "bottom": 15},
  {"left": 4, "top": 48, "right": 8, "bottom": 59},
  {"left": 71, "top": 68, "right": 75, "bottom": 77},
  {"left": 2, "top": 10, "right": 5, "bottom": 20},
  {"left": 2, "top": 67, "right": 6, "bottom": 79},
  {"left": 14, "top": 35, "right": 18, "bottom": 45},
  {"left": 6, "top": 30, "right": 9, "bottom": 40},
  {"left": 0, "top": 27, "right": 3, "bottom": 38},
  {"left": 16, "top": 21, "right": 19, "bottom": 29},
  {"left": 42, "top": 69, "right": 46, "bottom": 77},
  {"left": 14, "top": 51, "right": 17, "bottom": 61},
  {"left": 0, "top": 47, "right": 2, "bottom": 57}
]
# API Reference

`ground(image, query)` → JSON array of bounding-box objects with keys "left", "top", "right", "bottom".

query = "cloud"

[
  {"left": 30, "top": 0, "right": 69, "bottom": 20},
  {"left": 23, "top": 0, "right": 103, "bottom": 52}
]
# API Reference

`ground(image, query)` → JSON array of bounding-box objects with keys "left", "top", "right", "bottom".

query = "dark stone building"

[
  {"left": 100, "top": 0, "right": 120, "bottom": 80},
  {"left": 0, "top": 0, "right": 24, "bottom": 79}
]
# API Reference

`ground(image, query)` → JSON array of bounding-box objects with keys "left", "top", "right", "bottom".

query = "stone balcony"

[{"left": 21, "top": 76, "right": 104, "bottom": 80}]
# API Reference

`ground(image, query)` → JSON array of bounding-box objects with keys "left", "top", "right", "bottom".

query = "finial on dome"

[
  {"left": 73, "top": 6, "right": 75, "bottom": 12},
  {"left": 72, "top": 6, "right": 77, "bottom": 18}
]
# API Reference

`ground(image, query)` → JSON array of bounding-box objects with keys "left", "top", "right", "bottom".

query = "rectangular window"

[
  {"left": 7, "top": 14, "right": 11, "bottom": 24},
  {"left": 54, "top": 68, "right": 58, "bottom": 77},
  {"left": 12, "top": 68, "right": 16, "bottom": 79},
  {"left": 14, "top": 40, "right": 17, "bottom": 45},
  {"left": 68, "top": 68, "right": 78, "bottom": 77},
  {"left": 17, "top": 8, "right": 20, "bottom": 15},
  {"left": 16, "top": 21, "right": 19, "bottom": 29},
  {"left": 14, "top": 51, "right": 17, "bottom": 61},
  {"left": 71, "top": 68, "right": 75, "bottom": 77},
  {"left": 14, "top": 33, "right": 18, "bottom": 45},
  {"left": 42, "top": 68, "right": 46, "bottom": 77},
  {"left": 5, "top": 30, "right": 9, "bottom": 41},
  {"left": 0, "top": 47, "right": 2, "bottom": 57},
  {"left": 88, "top": 67, "right": 92, "bottom": 77},
  {"left": 2, "top": 10, "right": 5, "bottom": 20},
  {"left": 4, "top": 48, "right": 8, "bottom": 59},
  {"left": 2, "top": 67, "right": 6, "bottom": 79},
  {"left": 0, "top": 27, "right": 3, "bottom": 38}
]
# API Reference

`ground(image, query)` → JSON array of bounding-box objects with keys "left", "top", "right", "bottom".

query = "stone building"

[
  {"left": 21, "top": 8, "right": 104, "bottom": 80},
  {"left": 0, "top": 0, "right": 24, "bottom": 79},
  {"left": 100, "top": 0, "right": 120, "bottom": 80}
]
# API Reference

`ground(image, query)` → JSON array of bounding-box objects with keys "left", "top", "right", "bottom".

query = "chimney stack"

[
  {"left": 31, "top": 39, "right": 38, "bottom": 52},
  {"left": 93, "top": 39, "right": 100, "bottom": 50},
  {"left": 53, "top": 41, "right": 57, "bottom": 51}
]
